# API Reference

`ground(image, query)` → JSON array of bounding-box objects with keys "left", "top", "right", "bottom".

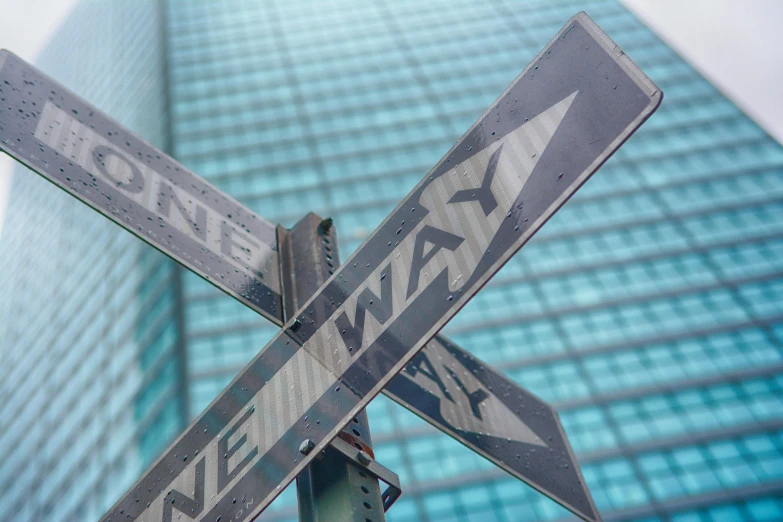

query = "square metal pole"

[{"left": 278, "top": 213, "right": 388, "bottom": 522}]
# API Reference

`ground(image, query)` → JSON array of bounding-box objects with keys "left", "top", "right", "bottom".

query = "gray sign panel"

[
  {"left": 0, "top": 20, "right": 605, "bottom": 519},
  {"left": 0, "top": 47, "right": 599, "bottom": 519},
  {"left": 0, "top": 51, "right": 284, "bottom": 323},
  {"left": 91, "top": 12, "right": 660, "bottom": 522},
  {"left": 388, "top": 336, "right": 599, "bottom": 521}
]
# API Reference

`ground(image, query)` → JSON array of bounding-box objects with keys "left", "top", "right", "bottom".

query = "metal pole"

[{"left": 278, "top": 213, "right": 387, "bottom": 522}]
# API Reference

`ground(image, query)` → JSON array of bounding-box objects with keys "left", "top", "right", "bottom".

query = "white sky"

[
  {"left": 0, "top": 0, "right": 81, "bottom": 240},
  {"left": 0, "top": 1, "right": 781, "bottom": 240},
  {"left": 622, "top": 0, "right": 783, "bottom": 142}
]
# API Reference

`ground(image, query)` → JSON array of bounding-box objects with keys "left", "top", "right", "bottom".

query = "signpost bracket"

[{"left": 328, "top": 436, "right": 402, "bottom": 512}]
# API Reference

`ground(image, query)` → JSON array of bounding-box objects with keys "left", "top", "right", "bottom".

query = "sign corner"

[{"left": 0, "top": 49, "right": 10, "bottom": 70}]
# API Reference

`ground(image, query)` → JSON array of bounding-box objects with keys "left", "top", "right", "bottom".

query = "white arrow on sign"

[{"left": 307, "top": 91, "right": 577, "bottom": 385}]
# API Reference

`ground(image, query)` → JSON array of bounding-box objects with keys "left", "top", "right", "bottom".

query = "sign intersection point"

[{"left": 0, "top": 12, "right": 661, "bottom": 522}]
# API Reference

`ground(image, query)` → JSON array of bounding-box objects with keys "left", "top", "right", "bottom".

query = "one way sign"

[
  {"left": 0, "top": 11, "right": 661, "bottom": 522},
  {"left": 389, "top": 336, "right": 597, "bottom": 520}
]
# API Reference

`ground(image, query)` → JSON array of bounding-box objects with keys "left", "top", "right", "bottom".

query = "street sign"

[
  {"left": 387, "top": 336, "right": 599, "bottom": 521},
  {"left": 0, "top": 50, "right": 283, "bottom": 324},
  {"left": 92, "top": 12, "right": 659, "bottom": 522},
  {"left": 0, "top": 46, "right": 601, "bottom": 520},
  {"left": 0, "top": 11, "right": 662, "bottom": 522},
  {"left": 0, "top": 29, "right": 604, "bottom": 519}
]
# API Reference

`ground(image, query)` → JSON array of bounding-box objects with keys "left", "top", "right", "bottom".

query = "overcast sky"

[
  {"left": 0, "top": 0, "right": 81, "bottom": 240},
  {"left": 623, "top": 0, "right": 783, "bottom": 142},
  {"left": 0, "top": 0, "right": 781, "bottom": 240}
]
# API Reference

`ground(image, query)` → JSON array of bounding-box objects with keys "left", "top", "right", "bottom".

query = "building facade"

[
  {"left": 0, "top": 1, "right": 186, "bottom": 520},
  {"left": 1, "top": 0, "right": 783, "bottom": 521}
]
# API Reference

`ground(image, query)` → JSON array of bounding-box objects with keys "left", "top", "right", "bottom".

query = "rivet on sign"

[{"left": 299, "top": 439, "right": 315, "bottom": 455}]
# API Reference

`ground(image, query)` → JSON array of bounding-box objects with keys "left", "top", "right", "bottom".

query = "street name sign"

[{"left": 0, "top": 11, "right": 661, "bottom": 522}]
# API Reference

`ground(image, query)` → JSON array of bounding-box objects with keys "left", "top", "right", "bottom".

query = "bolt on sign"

[{"left": 0, "top": 12, "right": 660, "bottom": 522}]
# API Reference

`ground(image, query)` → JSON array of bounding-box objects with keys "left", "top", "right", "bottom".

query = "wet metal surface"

[
  {"left": 0, "top": 51, "right": 283, "bottom": 323},
  {"left": 1, "top": 11, "right": 661, "bottom": 522},
  {"left": 388, "top": 335, "right": 599, "bottom": 521}
]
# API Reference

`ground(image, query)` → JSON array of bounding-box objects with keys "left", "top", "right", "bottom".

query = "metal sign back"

[
  {"left": 87, "top": 12, "right": 660, "bottom": 522},
  {"left": 0, "top": 51, "right": 284, "bottom": 323}
]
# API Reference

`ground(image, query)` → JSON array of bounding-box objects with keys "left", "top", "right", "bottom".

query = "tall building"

[
  {"left": 1, "top": 0, "right": 782, "bottom": 521},
  {"left": 0, "top": 1, "right": 187, "bottom": 521}
]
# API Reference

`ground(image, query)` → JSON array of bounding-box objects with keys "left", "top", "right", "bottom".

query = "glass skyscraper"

[
  {"left": 0, "top": 1, "right": 186, "bottom": 520},
  {"left": 1, "top": 0, "right": 782, "bottom": 521}
]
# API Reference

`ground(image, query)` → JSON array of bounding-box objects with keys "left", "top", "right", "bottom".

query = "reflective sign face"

[
  {"left": 94, "top": 12, "right": 659, "bottom": 522},
  {"left": 0, "top": 27, "right": 603, "bottom": 521},
  {"left": 387, "top": 336, "right": 599, "bottom": 521},
  {"left": 0, "top": 51, "right": 283, "bottom": 323}
]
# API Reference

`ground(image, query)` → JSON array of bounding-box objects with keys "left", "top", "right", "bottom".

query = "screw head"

[
  {"left": 299, "top": 439, "right": 315, "bottom": 455},
  {"left": 357, "top": 450, "right": 372, "bottom": 466},
  {"left": 319, "top": 217, "right": 333, "bottom": 233}
]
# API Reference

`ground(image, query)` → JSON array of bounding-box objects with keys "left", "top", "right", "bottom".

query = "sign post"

[
  {"left": 0, "top": 12, "right": 662, "bottom": 522},
  {"left": 279, "top": 213, "right": 393, "bottom": 522}
]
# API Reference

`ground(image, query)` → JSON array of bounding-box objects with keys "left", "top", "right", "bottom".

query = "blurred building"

[
  {"left": 0, "top": 1, "right": 188, "bottom": 521},
  {"left": 1, "top": 0, "right": 782, "bottom": 521}
]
